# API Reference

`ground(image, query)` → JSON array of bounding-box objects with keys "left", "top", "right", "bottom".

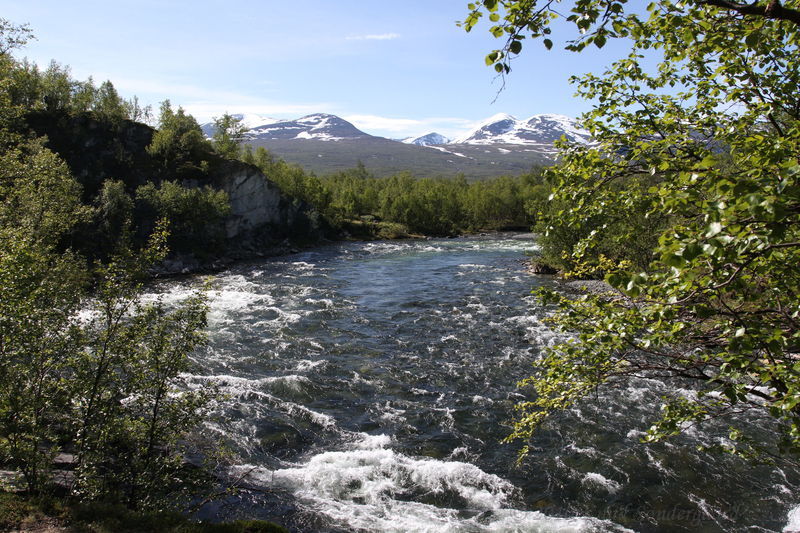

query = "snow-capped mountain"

[
  {"left": 233, "top": 113, "right": 283, "bottom": 130},
  {"left": 247, "top": 113, "right": 372, "bottom": 142},
  {"left": 202, "top": 112, "right": 589, "bottom": 147},
  {"left": 202, "top": 113, "right": 372, "bottom": 142},
  {"left": 402, "top": 133, "right": 451, "bottom": 146},
  {"left": 453, "top": 113, "right": 591, "bottom": 147},
  {"left": 198, "top": 110, "right": 589, "bottom": 178}
]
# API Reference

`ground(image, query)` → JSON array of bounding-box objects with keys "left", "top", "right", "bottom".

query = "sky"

[{"left": 1, "top": 1, "right": 636, "bottom": 139}]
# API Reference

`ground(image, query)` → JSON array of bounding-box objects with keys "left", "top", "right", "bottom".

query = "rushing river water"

[{"left": 151, "top": 235, "right": 799, "bottom": 532}]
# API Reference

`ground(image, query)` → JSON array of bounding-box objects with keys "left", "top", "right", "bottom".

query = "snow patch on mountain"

[
  {"left": 426, "top": 145, "right": 468, "bottom": 158},
  {"left": 236, "top": 113, "right": 371, "bottom": 142},
  {"left": 295, "top": 131, "right": 344, "bottom": 141},
  {"left": 233, "top": 113, "right": 282, "bottom": 130},
  {"left": 403, "top": 133, "right": 451, "bottom": 146}
]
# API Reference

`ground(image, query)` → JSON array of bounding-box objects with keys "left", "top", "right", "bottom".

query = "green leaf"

[
  {"left": 594, "top": 34, "right": 607, "bottom": 48},
  {"left": 682, "top": 243, "right": 703, "bottom": 261}
]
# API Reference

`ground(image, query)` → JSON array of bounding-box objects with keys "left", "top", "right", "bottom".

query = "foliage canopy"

[
  {"left": 465, "top": 0, "right": 800, "bottom": 457},
  {"left": 0, "top": 19, "right": 218, "bottom": 509},
  {"left": 242, "top": 145, "right": 547, "bottom": 236}
]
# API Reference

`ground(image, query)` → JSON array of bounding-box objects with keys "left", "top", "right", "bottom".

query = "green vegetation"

[
  {"left": 1, "top": 47, "right": 236, "bottom": 262},
  {"left": 242, "top": 146, "right": 549, "bottom": 236},
  {"left": 465, "top": 0, "right": 800, "bottom": 458},
  {"left": 135, "top": 181, "right": 231, "bottom": 259},
  {"left": 8, "top": 58, "right": 146, "bottom": 124},
  {"left": 212, "top": 113, "right": 248, "bottom": 160},
  {"left": 0, "top": 19, "right": 285, "bottom": 529},
  {"left": 0, "top": 164, "right": 216, "bottom": 506},
  {"left": 147, "top": 100, "right": 215, "bottom": 182}
]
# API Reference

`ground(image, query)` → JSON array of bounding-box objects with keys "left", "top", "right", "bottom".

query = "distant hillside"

[
  {"left": 245, "top": 137, "right": 553, "bottom": 179},
  {"left": 201, "top": 112, "right": 589, "bottom": 178}
]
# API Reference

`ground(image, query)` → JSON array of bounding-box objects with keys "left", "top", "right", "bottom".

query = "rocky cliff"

[
  {"left": 25, "top": 111, "right": 330, "bottom": 263},
  {"left": 209, "top": 159, "right": 328, "bottom": 253}
]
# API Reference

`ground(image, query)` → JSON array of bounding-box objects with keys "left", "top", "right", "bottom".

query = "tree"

[
  {"left": 123, "top": 95, "right": 152, "bottom": 125},
  {"left": 71, "top": 227, "right": 214, "bottom": 508},
  {"left": 0, "top": 23, "right": 216, "bottom": 503},
  {"left": 92, "top": 179, "right": 135, "bottom": 258},
  {"left": 0, "top": 18, "right": 33, "bottom": 55},
  {"left": 92, "top": 80, "right": 127, "bottom": 124},
  {"left": 0, "top": 140, "right": 215, "bottom": 506},
  {"left": 40, "top": 60, "right": 74, "bottom": 114},
  {"left": 212, "top": 113, "right": 247, "bottom": 159},
  {"left": 464, "top": 1, "right": 800, "bottom": 458},
  {"left": 147, "top": 100, "right": 213, "bottom": 180},
  {"left": 135, "top": 181, "right": 231, "bottom": 258},
  {"left": 0, "top": 141, "right": 88, "bottom": 492}
]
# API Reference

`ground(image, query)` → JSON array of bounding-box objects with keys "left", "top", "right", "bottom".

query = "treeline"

[
  {"left": 241, "top": 146, "right": 549, "bottom": 236},
  {"left": 7, "top": 57, "right": 554, "bottom": 244},
  {"left": 7, "top": 59, "right": 153, "bottom": 124}
]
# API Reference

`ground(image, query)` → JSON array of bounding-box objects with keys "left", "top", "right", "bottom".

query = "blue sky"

[{"left": 2, "top": 0, "right": 634, "bottom": 139}]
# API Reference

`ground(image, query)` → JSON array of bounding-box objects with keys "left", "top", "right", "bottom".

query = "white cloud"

[
  {"left": 184, "top": 102, "right": 325, "bottom": 124},
  {"left": 344, "top": 114, "right": 424, "bottom": 132},
  {"left": 111, "top": 77, "right": 248, "bottom": 104},
  {"left": 103, "top": 76, "right": 330, "bottom": 123},
  {"left": 345, "top": 33, "right": 400, "bottom": 41},
  {"left": 91, "top": 74, "right": 483, "bottom": 139}
]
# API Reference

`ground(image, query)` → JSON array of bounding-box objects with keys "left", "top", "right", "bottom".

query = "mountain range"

[{"left": 200, "top": 112, "right": 590, "bottom": 179}]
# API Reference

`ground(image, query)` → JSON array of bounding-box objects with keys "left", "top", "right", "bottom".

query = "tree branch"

[{"left": 700, "top": 0, "right": 800, "bottom": 26}]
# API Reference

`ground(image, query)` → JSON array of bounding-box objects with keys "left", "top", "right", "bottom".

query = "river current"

[{"left": 149, "top": 235, "right": 800, "bottom": 532}]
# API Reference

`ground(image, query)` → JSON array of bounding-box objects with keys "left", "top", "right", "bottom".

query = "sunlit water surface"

[{"left": 148, "top": 236, "right": 800, "bottom": 532}]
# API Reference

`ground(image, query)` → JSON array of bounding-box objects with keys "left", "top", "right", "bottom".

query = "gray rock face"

[
  {"left": 221, "top": 166, "right": 287, "bottom": 237},
  {"left": 210, "top": 160, "right": 329, "bottom": 254}
]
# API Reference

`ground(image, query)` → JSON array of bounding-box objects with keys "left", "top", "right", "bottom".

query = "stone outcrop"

[
  {"left": 26, "top": 111, "right": 332, "bottom": 263},
  {"left": 209, "top": 160, "right": 329, "bottom": 253}
]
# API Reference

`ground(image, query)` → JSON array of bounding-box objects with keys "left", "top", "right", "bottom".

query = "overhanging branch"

[{"left": 699, "top": 0, "right": 800, "bottom": 26}]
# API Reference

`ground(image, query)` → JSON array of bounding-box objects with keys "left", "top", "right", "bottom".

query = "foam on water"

[
  {"left": 376, "top": 402, "right": 407, "bottom": 425},
  {"left": 294, "top": 359, "right": 327, "bottom": 371},
  {"left": 185, "top": 373, "right": 338, "bottom": 432},
  {"left": 785, "top": 504, "right": 800, "bottom": 532},
  {"left": 163, "top": 236, "right": 800, "bottom": 530},
  {"left": 234, "top": 434, "right": 631, "bottom": 533},
  {"left": 581, "top": 472, "right": 622, "bottom": 495}
]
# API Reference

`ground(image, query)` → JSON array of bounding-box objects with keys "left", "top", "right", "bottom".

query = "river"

[{"left": 149, "top": 235, "right": 800, "bottom": 532}]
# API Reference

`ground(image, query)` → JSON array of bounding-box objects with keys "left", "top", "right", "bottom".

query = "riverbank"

[
  {"left": 151, "top": 227, "right": 536, "bottom": 278},
  {"left": 0, "top": 491, "right": 288, "bottom": 533}
]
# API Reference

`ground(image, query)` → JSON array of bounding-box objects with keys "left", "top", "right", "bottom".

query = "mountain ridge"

[{"left": 202, "top": 112, "right": 590, "bottom": 178}]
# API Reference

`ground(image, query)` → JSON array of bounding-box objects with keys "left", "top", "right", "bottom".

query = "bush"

[{"left": 135, "top": 181, "right": 230, "bottom": 258}]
